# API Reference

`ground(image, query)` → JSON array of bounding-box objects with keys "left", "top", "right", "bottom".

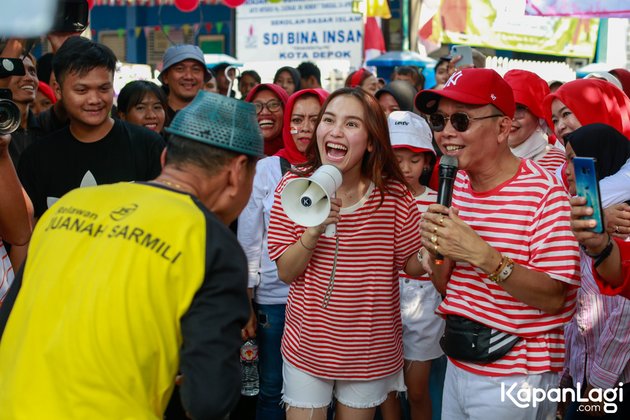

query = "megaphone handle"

[{"left": 324, "top": 191, "right": 337, "bottom": 238}]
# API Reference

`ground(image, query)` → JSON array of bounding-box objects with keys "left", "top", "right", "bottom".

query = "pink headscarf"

[
  {"left": 543, "top": 78, "right": 630, "bottom": 140},
  {"left": 276, "top": 88, "right": 329, "bottom": 165},
  {"left": 245, "top": 83, "right": 289, "bottom": 156}
]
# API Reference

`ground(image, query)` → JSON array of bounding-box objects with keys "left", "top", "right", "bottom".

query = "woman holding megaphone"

[
  {"left": 238, "top": 88, "right": 329, "bottom": 420},
  {"left": 268, "top": 87, "right": 427, "bottom": 420}
]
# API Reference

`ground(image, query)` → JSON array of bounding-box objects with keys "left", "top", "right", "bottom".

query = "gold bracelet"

[{"left": 299, "top": 236, "right": 316, "bottom": 251}]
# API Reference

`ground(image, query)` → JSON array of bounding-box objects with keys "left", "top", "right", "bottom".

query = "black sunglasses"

[{"left": 428, "top": 112, "right": 503, "bottom": 132}]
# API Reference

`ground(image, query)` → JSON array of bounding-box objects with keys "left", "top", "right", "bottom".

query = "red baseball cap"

[
  {"left": 415, "top": 68, "right": 515, "bottom": 118},
  {"left": 504, "top": 70, "right": 550, "bottom": 120}
]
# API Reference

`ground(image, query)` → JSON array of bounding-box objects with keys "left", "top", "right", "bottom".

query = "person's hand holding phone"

[
  {"left": 451, "top": 45, "right": 473, "bottom": 69},
  {"left": 570, "top": 196, "right": 609, "bottom": 255},
  {"left": 445, "top": 45, "right": 474, "bottom": 79}
]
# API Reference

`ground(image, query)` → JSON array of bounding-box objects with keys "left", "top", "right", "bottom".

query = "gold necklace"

[{"left": 153, "top": 179, "right": 190, "bottom": 193}]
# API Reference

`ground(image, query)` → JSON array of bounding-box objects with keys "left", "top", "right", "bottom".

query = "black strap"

[{"left": 279, "top": 157, "right": 291, "bottom": 176}]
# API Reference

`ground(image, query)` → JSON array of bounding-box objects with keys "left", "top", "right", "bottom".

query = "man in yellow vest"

[{"left": 0, "top": 91, "right": 263, "bottom": 420}]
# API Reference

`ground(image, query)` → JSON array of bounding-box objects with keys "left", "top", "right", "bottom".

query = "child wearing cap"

[{"left": 380, "top": 111, "right": 444, "bottom": 420}]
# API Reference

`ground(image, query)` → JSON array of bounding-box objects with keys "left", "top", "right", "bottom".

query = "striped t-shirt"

[
  {"left": 438, "top": 159, "right": 580, "bottom": 376},
  {"left": 400, "top": 187, "right": 437, "bottom": 282},
  {"left": 268, "top": 174, "right": 422, "bottom": 380},
  {"left": 536, "top": 146, "right": 566, "bottom": 174}
]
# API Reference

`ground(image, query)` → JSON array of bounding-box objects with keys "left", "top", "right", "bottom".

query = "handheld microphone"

[{"left": 435, "top": 155, "right": 458, "bottom": 264}]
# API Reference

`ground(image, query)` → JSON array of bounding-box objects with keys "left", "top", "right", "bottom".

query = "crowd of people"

[{"left": 0, "top": 31, "right": 629, "bottom": 420}]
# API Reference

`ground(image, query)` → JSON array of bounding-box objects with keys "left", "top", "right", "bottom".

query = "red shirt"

[{"left": 594, "top": 237, "right": 630, "bottom": 299}]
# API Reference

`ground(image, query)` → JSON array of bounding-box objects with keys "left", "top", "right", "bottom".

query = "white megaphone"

[{"left": 281, "top": 165, "right": 343, "bottom": 237}]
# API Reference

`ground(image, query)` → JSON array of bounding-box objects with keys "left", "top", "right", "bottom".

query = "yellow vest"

[{"left": 0, "top": 182, "right": 214, "bottom": 419}]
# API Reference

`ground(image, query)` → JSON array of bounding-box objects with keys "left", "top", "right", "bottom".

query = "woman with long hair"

[
  {"left": 238, "top": 88, "right": 328, "bottom": 420},
  {"left": 267, "top": 88, "right": 425, "bottom": 420}
]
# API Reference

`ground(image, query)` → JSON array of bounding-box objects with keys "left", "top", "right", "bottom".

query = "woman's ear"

[{"left": 367, "top": 139, "right": 374, "bottom": 153}]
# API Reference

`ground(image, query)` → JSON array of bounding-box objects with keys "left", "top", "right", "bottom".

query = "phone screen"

[{"left": 573, "top": 157, "right": 605, "bottom": 234}]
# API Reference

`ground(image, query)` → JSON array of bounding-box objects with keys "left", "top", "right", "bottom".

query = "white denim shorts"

[
  {"left": 400, "top": 278, "right": 445, "bottom": 361},
  {"left": 282, "top": 358, "right": 406, "bottom": 409}
]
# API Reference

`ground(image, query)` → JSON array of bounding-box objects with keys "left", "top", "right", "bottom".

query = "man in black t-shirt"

[{"left": 17, "top": 37, "right": 164, "bottom": 219}]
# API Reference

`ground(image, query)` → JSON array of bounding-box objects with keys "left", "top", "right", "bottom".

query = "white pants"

[{"left": 442, "top": 360, "right": 559, "bottom": 420}]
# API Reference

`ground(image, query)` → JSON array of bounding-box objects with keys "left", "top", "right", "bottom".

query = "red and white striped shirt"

[
  {"left": 401, "top": 187, "right": 437, "bottom": 282},
  {"left": 562, "top": 249, "right": 630, "bottom": 390},
  {"left": 268, "top": 174, "right": 422, "bottom": 380},
  {"left": 438, "top": 159, "right": 580, "bottom": 376},
  {"left": 414, "top": 187, "right": 437, "bottom": 218},
  {"left": 536, "top": 146, "right": 566, "bottom": 174}
]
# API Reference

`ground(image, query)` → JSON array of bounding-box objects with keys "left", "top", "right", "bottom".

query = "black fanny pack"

[{"left": 440, "top": 315, "right": 521, "bottom": 363}]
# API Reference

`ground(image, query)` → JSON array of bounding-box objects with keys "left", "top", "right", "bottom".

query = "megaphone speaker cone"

[{"left": 280, "top": 165, "right": 342, "bottom": 228}]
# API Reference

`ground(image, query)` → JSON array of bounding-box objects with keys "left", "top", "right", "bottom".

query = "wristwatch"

[{"left": 488, "top": 255, "right": 515, "bottom": 284}]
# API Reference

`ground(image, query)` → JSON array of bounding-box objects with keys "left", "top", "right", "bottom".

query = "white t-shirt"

[{"left": 237, "top": 156, "right": 290, "bottom": 305}]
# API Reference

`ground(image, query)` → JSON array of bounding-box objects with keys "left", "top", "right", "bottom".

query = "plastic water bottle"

[{"left": 240, "top": 339, "right": 259, "bottom": 396}]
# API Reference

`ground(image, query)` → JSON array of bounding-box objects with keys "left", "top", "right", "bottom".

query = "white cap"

[
  {"left": 584, "top": 72, "right": 623, "bottom": 90},
  {"left": 387, "top": 111, "right": 436, "bottom": 155}
]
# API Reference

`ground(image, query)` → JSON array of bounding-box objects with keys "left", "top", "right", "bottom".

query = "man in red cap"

[
  {"left": 415, "top": 68, "right": 580, "bottom": 419},
  {"left": 503, "top": 69, "right": 566, "bottom": 174}
]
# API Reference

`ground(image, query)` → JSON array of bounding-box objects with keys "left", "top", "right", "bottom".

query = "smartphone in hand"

[
  {"left": 450, "top": 45, "right": 473, "bottom": 69},
  {"left": 573, "top": 157, "right": 605, "bottom": 233}
]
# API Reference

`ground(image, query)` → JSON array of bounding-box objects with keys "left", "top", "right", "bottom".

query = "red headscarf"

[
  {"left": 275, "top": 88, "right": 329, "bottom": 165},
  {"left": 38, "top": 81, "right": 57, "bottom": 104},
  {"left": 543, "top": 78, "right": 630, "bottom": 140},
  {"left": 609, "top": 68, "right": 630, "bottom": 98},
  {"left": 245, "top": 83, "right": 289, "bottom": 156}
]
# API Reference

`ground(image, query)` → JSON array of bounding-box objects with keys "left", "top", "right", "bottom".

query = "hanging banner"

[
  {"left": 427, "top": 0, "right": 599, "bottom": 58},
  {"left": 525, "top": 0, "right": 630, "bottom": 18},
  {"left": 236, "top": 0, "right": 363, "bottom": 67}
]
